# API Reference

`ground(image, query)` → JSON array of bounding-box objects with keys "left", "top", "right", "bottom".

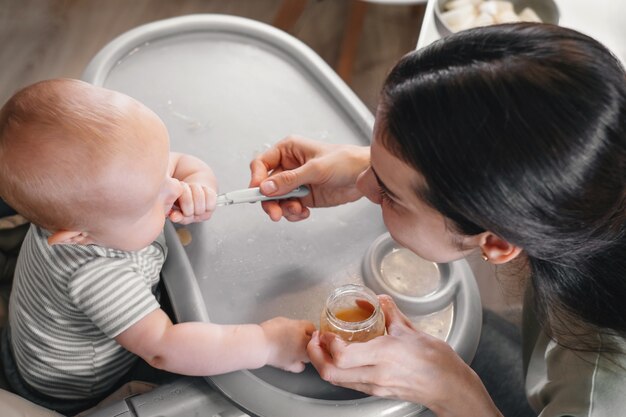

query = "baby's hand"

[
  {"left": 169, "top": 182, "right": 217, "bottom": 225},
  {"left": 168, "top": 152, "right": 218, "bottom": 224},
  {"left": 260, "top": 317, "right": 316, "bottom": 373}
]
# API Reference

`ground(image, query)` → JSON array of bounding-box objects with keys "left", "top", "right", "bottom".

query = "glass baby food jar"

[{"left": 320, "top": 284, "right": 385, "bottom": 343}]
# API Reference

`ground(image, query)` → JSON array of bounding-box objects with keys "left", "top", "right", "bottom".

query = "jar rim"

[{"left": 324, "top": 284, "right": 381, "bottom": 330}]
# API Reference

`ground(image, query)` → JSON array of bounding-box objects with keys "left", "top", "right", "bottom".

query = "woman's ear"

[
  {"left": 478, "top": 232, "right": 522, "bottom": 264},
  {"left": 47, "top": 230, "right": 94, "bottom": 246}
]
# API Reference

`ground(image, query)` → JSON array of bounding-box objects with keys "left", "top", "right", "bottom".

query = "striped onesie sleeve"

[
  {"left": 8, "top": 224, "right": 165, "bottom": 400},
  {"left": 68, "top": 257, "right": 160, "bottom": 338}
]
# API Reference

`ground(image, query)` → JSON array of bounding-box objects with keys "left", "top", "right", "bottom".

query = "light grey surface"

[{"left": 83, "top": 14, "right": 480, "bottom": 417}]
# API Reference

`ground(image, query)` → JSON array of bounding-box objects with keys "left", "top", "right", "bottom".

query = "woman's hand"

[
  {"left": 249, "top": 136, "right": 370, "bottom": 222},
  {"left": 308, "top": 295, "right": 502, "bottom": 417}
]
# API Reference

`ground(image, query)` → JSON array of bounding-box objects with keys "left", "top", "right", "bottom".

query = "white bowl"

[{"left": 434, "top": 0, "right": 559, "bottom": 37}]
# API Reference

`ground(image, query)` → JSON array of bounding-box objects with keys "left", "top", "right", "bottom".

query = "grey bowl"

[{"left": 362, "top": 233, "right": 459, "bottom": 315}]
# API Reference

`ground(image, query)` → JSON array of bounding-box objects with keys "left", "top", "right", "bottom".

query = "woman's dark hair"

[{"left": 380, "top": 23, "right": 626, "bottom": 350}]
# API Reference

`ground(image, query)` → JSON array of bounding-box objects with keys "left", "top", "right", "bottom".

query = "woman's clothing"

[{"left": 523, "top": 289, "right": 626, "bottom": 417}]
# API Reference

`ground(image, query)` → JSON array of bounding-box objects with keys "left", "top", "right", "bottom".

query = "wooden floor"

[
  {"left": 0, "top": 0, "right": 523, "bottom": 323},
  {"left": 0, "top": 0, "right": 424, "bottom": 110}
]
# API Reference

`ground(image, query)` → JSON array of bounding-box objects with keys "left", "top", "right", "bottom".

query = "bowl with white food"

[{"left": 434, "top": 0, "right": 559, "bottom": 36}]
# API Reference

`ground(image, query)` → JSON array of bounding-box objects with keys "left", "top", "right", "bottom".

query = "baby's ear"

[{"left": 48, "top": 230, "right": 90, "bottom": 246}]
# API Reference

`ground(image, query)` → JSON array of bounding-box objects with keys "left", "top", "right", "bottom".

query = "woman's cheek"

[
  {"left": 381, "top": 208, "right": 403, "bottom": 239},
  {"left": 381, "top": 209, "right": 426, "bottom": 259}
]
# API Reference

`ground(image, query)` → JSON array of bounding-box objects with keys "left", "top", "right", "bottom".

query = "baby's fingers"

[
  {"left": 173, "top": 183, "right": 217, "bottom": 224},
  {"left": 187, "top": 183, "right": 206, "bottom": 216},
  {"left": 283, "top": 361, "right": 307, "bottom": 374},
  {"left": 204, "top": 186, "right": 217, "bottom": 213},
  {"left": 177, "top": 182, "right": 194, "bottom": 217}
]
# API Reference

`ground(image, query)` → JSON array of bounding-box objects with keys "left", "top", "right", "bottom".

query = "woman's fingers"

[
  {"left": 308, "top": 332, "right": 395, "bottom": 392},
  {"left": 307, "top": 331, "right": 337, "bottom": 374},
  {"left": 280, "top": 199, "right": 310, "bottom": 222},
  {"left": 319, "top": 332, "right": 392, "bottom": 369},
  {"left": 258, "top": 164, "right": 317, "bottom": 197},
  {"left": 249, "top": 137, "right": 370, "bottom": 218},
  {"left": 260, "top": 200, "right": 283, "bottom": 222},
  {"left": 258, "top": 199, "right": 309, "bottom": 222},
  {"left": 250, "top": 137, "right": 316, "bottom": 194},
  {"left": 379, "top": 295, "right": 415, "bottom": 333},
  {"left": 333, "top": 381, "right": 391, "bottom": 398},
  {"left": 249, "top": 151, "right": 277, "bottom": 187}
]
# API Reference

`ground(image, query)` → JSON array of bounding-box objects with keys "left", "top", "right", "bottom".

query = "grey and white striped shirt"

[{"left": 8, "top": 224, "right": 166, "bottom": 399}]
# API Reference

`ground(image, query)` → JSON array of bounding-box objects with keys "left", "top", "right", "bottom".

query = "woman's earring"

[{"left": 481, "top": 252, "right": 489, "bottom": 261}]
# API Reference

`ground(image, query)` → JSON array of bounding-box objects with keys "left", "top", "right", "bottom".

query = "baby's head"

[{"left": 0, "top": 79, "right": 182, "bottom": 250}]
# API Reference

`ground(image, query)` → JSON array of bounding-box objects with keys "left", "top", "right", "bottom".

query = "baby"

[{"left": 0, "top": 79, "right": 314, "bottom": 412}]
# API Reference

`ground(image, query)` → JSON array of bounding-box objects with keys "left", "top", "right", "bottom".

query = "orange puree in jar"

[
  {"left": 334, "top": 301, "right": 375, "bottom": 322},
  {"left": 320, "top": 285, "right": 385, "bottom": 343}
]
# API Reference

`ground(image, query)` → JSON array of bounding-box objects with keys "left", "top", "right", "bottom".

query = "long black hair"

[{"left": 380, "top": 23, "right": 626, "bottom": 350}]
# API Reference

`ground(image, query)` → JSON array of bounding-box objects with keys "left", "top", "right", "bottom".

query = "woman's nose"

[{"left": 356, "top": 167, "right": 382, "bottom": 205}]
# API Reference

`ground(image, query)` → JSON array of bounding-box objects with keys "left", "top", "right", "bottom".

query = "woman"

[{"left": 249, "top": 23, "right": 626, "bottom": 417}]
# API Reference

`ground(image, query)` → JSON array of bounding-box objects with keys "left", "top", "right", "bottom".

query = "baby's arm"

[
  {"left": 115, "top": 308, "right": 315, "bottom": 375},
  {"left": 168, "top": 152, "right": 218, "bottom": 224}
]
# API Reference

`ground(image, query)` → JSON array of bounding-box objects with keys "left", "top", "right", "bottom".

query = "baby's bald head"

[{"left": 0, "top": 79, "right": 168, "bottom": 231}]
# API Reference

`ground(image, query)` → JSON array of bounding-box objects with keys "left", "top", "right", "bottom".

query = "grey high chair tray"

[{"left": 82, "top": 15, "right": 481, "bottom": 417}]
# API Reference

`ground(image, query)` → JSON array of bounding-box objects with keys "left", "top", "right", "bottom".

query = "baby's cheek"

[{"left": 149, "top": 215, "right": 167, "bottom": 239}]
